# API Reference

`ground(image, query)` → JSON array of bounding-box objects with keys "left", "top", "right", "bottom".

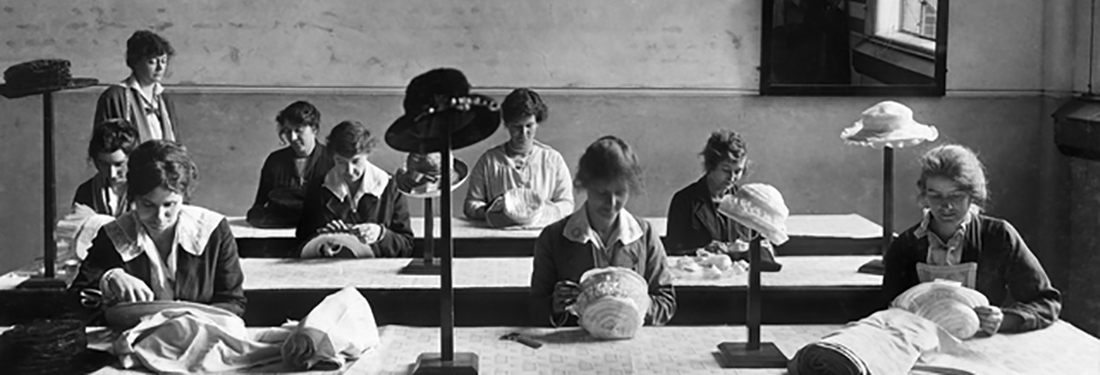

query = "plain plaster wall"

[{"left": 0, "top": 0, "right": 1072, "bottom": 317}]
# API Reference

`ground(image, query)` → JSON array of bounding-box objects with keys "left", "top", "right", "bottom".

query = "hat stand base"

[
  {"left": 411, "top": 352, "right": 479, "bottom": 375},
  {"left": 401, "top": 258, "right": 441, "bottom": 275},
  {"left": 857, "top": 258, "right": 885, "bottom": 275},
  {"left": 717, "top": 342, "right": 787, "bottom": 368},
  {"left": 17, "top": 276, "right": 67, "bottom": 289}
]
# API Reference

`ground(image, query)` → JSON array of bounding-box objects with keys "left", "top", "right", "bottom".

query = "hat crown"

[
  {"left": 738, "top": 183, "right": 790, "bottom": 219},
  {"left": 402, "top": 68, "right": 471, "bottom": 115},
  {"left": 859, "top": 101, "right": 916, "bottom": 131}
]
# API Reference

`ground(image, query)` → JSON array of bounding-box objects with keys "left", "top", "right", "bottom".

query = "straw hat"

[
  {"left": 394, "top": 152, "right": 470, "bottom": 198},
  {"left": 569, "top": 267, "right": 651, "bottom": 340},
  {"left": 385, "top": 68, "right": 501, "bottom": 153},
  {"left": 0, "top": 59, "right": 97, "bottom": 99},
  {"left": 300, "top": 233, "right": 375, "bottom": 258},
  {"left": 840, "top": 101, "right": 938, "bottom": 148},
  {"left": 484, "top": 188, "right": 544, "bottom": 228},
  {"left": 717, "top": 183, "right": 790, "bottom": 245}
]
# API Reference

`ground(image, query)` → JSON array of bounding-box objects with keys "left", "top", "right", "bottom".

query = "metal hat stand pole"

[
  {"left": 410, "top": 105, "right": 478, "bottom": 374},
  {"left": 858, "top": 147, "right": 894, "bottom": 274},
  {"left": 402, "top": 175, "right": 440, "bottom": 275},
  {"left": 3, "top": 83, "right": 96, "bottom": 289},
  {"left": 717, "top": 236, "right": 787, "bottom": 368}
]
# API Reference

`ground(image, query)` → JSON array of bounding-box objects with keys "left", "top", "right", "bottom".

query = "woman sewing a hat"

[
  {"left": 93, "top": 30, "right": 178, "bottom": 142},
  {"left": 666, "top": 130, "right": 782, "bottom": 271},
  {"left": 71, "top": 140, "right": 246, "bottom": 316},
  {"left": 882, "top": 144, "right": 1061, "bottom": 334},
  {"left": 529, "top": 136, "right": 675, "bottom": 327}
]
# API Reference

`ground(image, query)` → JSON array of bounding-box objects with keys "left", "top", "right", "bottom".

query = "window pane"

[{"left": 900, "top": 0, "right": 937, "bottom": 40}]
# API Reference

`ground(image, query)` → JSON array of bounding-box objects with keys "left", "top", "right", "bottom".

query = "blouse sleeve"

[
  {"left": 93, "top": 86, "right": 128, "bottom": 128},
  {"left": 463, "top": 153, "right": 492, "bottom": 220},
  {"left": 70, "top": 228, "right": 125, "bottom": 294},
  {"left": 998, "top": 221, "right": 1062, "bottom": 332},
  {"left": 529, "top": 226, "right": 568, "bottom": 327},
  {"left": 371, "top": 183, "right": 414, "bottom": 258},
  {"left": 642, "top": 222, "right": 677, "bottom": 325},
  {"left": 544, "top": 151, "right": 575, "bottom": 222},
  {"left": 882, "top": 230, "right": 922, "bottom": 307},
  {"left": 209, "top": 219, "right": 247, "bottom": 316}
]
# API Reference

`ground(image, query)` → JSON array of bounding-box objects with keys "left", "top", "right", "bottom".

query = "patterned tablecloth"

[
  {"left": 228, "top": 214, "right": 884, "bottom": 240},
  {"left": 240, "top": 256, "right": 882, "bottom": 290},
  {"left": 345, "top": 321, "right": 1100, "bottom": 375},
  {"left": 5, "top": 321, "right": 1096, "bottom": 374}
]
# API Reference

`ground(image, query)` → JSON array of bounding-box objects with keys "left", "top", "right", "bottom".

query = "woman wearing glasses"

[{"left": 882, "top": 144, "right": 1060, "bottom": 334}]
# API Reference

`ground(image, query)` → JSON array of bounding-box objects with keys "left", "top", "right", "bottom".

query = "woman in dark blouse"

[
  {"left": 71, "top": 140, "right": 246, "bottom": 316},
  {"left": 666, "top": 130, "right": 781, "bottom": 271},
  {"left": 529, "top": 135, "right": 676, "bottom": 327},
  {"left": 883, "top": 144, "right": 1061, "bottom": 334},
  {"left": 247, "top": 101, "right": 333, "bottom": 228}
]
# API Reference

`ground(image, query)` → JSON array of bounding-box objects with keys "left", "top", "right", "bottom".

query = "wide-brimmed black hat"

[
  {"left": 0, "top": 59, "right": 97, "bottom": 99},
  {"left": 385, "top": 68, "right": 501, "bottom": 153}
]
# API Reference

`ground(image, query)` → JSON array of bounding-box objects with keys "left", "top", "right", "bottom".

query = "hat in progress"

[
  {"left": 568, "top": 267, "right": 651, "bottom": 340},
  {"left": 385, "top": 68, "right": 501, "bottom": 153},
  {"left": 484, "top": 187, "right": 545, "bottom": 228},
  {"left": 717, "top": 183, "right": 790, "bottom": 245},
  {"left": 0, "top": 59, "right": 97, "bottom": 99},
  {"left": 840, "top": 101, "right": 938, "bottom": 149},
  {"left": 394, "top": 152, "right": 470, "bottom": 198},
  {"left": 891, "top": 281, "right": 990, "bottom": 339},
  {"left": 300, "top": 233, "right": 376, "bottom": 259}
]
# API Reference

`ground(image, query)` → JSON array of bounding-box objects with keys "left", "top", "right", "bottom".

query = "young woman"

[
  {"left": 93, "top": 30, "right": 178, "bottom": 142},
  {"left": 296, "top": 120, "right": 414, "bottom": 257},
  {"left": 882, "top": 144, "right": 1061, "bottom": 334},
  {"left": 71, "top": 140, "right": 246, "bottom": 316},
  {"left": 73, "top": 119, "right": 140, "bottom": 217},
  {"left": 529, "top": 136, "right": 675, "bottom": 326},
  {"left": 666, "top": 130, "right": 781, "bottom": 271},
  {"left": 464, "top": 88, "right": 574, "bottom": 226},
  {"left": 247, "top": 101, "right": 333, "bottom": 228}
]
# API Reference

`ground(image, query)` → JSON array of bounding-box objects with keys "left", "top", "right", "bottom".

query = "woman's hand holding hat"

[
  {"left": 103, "top": 269, "right": 154, "bottom": 304},
  {"left": 350, "top": 223, "right": 384, "bottom": 244},
  {"left": 552, "top": 280, "right": 581, "bottom": 314},
  {"left": 319, "top": 219, "right": 350, "bottom": 234}
]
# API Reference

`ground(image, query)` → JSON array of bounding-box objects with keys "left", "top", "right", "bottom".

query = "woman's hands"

[
  {"left": 319, "top": 220, "right": 383, "bottom": 244},
  {"left": 551, "top": 280, "right": 581, "bottom": 314},
  {"left": 103, "top": 269, "right": 154, "bottom": 303},
  {"left": 975, "top": 305, "right": 1023, "bottom": 335}
]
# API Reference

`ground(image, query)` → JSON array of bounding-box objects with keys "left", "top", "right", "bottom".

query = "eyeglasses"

[{"left": 924, "top": 191, "right": 970, "bottom": 206}]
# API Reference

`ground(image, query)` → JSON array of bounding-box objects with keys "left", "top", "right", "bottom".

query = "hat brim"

[
  {"left": 385, "top": 94, "right": 501, "bottom": 153},
  {"left": 395, "top": 158, "right": 470, "bottom": 198},
  {"left": 0, "top": 78, "right": 98, "bottom": 99},
  {"left": 300, "top": 233, "right": 376, "bottom": 258},
  {"left": 840, "top": 120, "right": 939, "bottom": 149}
]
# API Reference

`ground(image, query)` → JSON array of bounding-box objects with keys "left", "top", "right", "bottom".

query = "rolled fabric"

[
  {"left": 568, "top": 267, "right": 651, "bottom": 340},
  {"left": 789, "top": 308, "right": 943, "bottom": 375},
  {"left": 891, "top": 281, "right": 990, "bottom": 339},
  {"left": 300, "top": 233, "right": 375, "bottom": 258},
  {"left": 716, "top": 183, "right": 790, "bottom": 245},
  {"left": 281, "top": 287, "right": 380, "bottom": 370}
]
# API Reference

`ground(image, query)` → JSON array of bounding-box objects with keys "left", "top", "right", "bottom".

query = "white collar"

[
  {"left": 914, "top": 205, "right": 978, "bottom": 240},
  {"left": 104, "top": 205, "right": 223, "bottom": 261},
  {"left": 563, "top": 206, "right": 643, "bottom": 247},
  {"left": 323, "top": 162, "right": 390, "bottom": 205},
  {"left": 122, "top": 76, "right": 164, "bottom": 102}
]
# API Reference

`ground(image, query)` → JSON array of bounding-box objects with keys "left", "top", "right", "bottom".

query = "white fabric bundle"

[
  {"left": 281, "top": 286, "right": 380, "bottom": 370},
  {"left": 568, "top": 267, "right": 651, "bottom": 340},
  {"left": 891, "top": 281, "right": 990, "bottom": 339},
  {"left": 788, "top": 308, "right": 947, "bottom": 375}
]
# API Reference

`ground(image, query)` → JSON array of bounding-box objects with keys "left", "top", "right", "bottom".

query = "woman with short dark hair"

[
  {"left": 666, "top": 130, "right": 782, "bottom": 271},
  {"left": 247, "top": 101, "right": 333, "bottom": 228},
  {"left": 73, "top": 119, "right": 140, "bottom": 216},
  {"left": 529, "top": 135, "right": 675, "bottom": 327},
  {"left": 296, "top": 120, "right": 414, "bottom": 257},
  {"left": 93, "top": 30, "right": 178, "bottom": 142},
  {"left": 883, "top": 144, "right": 1061, "bottom": 334},
  {"left": 72, "top": 140, "right": 246, "bottom": 316}
]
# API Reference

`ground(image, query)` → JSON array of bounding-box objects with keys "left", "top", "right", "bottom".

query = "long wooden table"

[
  {"left": 230, "top": 214, "right": 885, "bottom": 258},
  {"left": 0, "top": 256, "right": 884, "bottom": 327},
  {"left": 39, "top": 321, "right": 1097, "bottom": 374}
]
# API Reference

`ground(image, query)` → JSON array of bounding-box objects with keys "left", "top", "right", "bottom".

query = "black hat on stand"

[
  {"left": 385, "top": 68, "right": 501, "bottom": 153},
  {"left": 0, "top": 59, "right": 97, "bottom": 99}
]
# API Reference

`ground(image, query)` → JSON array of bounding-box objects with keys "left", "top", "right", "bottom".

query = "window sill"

[{"left": 851, "top": 36, "right": 936, "bottom": 85}]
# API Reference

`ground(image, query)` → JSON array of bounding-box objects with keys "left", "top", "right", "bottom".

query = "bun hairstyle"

[
  {"left": 276, "top": 101, "right": 321, "bottom": 130},
  {"left": 575, "top": 135, "right": 644, "bottom": 194},
  {"left": 88, "top": 119, "right": 139, "bottom": 160},
  {"left": 126, "top": 140, "right": 197, "bottom": 200},
  {"left": 125, "top": 30, "right": 174, "bottom": 68},
  {"left": 701, "top": 129, "right": 747, "bottom": 172},
  {"left": 916, "top": 144, "right": 989, "bottom": 208},
  {"left": 502, "top": 88, "right": 548, "bottom": 124}
]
